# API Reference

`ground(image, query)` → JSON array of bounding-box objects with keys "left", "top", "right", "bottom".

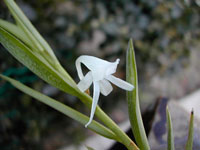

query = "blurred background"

[{"left": 0, "top": 0, "right": 200, "bottom": 149}]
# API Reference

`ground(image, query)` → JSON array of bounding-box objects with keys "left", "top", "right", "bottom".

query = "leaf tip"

[{"left": 191, "top": 108, "right": 194, "bottom": 115}]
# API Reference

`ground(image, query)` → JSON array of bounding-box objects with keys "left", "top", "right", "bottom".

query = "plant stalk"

[{"left": 78, "top": 93, "right": 139, "bottom": 150}]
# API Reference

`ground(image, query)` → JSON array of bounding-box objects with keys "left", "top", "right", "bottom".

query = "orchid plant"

[
  {"left": 0, "top": 0, "right": 194, "bottom": 150},
  {"left": 76, "top": 55, "right": 134, "bottom": 127}
]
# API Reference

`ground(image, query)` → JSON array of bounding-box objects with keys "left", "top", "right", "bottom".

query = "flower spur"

[{"left": 76, "top": 55, "right": 134, "bottom": 127}]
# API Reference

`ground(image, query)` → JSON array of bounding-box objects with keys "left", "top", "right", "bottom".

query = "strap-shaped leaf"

[
  {"left": 126, "top": 39, "right": 150, "bottom": 150},
  {"left": 166, "top": 106, "right": 175, "bottom": 150},
  {"left": 0, "top": 19, "right": 35, "bottom": 48},
  {"left": 0, "top": 27, "right": 78, "bottom": 96},
  {"left": 185, "top": 110, "right": 194, "bottom": 150},
  {"left": 4, "top": 0, "right": 58, "bottom": 64},
  {"left": 0, "top": 74, "right": 118, "bottom": 141},
  {"left": 1, "top": 0, "right": 76, "bottom": 83},
  {"left": 5, "top": 0, "right": 42, "bottom": 52},
  {"left": 86, "top": 146, "right": 95, "bottom": 150}
]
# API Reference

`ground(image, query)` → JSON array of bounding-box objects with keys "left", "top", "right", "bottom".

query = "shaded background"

[{"left": 0, "top": 0, "right": 200, "bottom": 149}]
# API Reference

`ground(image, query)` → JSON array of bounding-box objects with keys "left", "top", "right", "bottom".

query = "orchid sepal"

[{"left": 75, "top": 55, "right": 134, "bottom": 127}]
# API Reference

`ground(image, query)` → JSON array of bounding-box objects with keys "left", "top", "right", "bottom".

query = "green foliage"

[
  {"left": 0, "top": 0, "right": 198, "bottom": 149},
  {"left": 126, "top": 39, "right": 150, "bottom": 150},
  {"left": 185, "top": 110, "right": 194, "bottom": 150},
  {"left": 166, "top": 106, "right": 175, "bottom": 150},
  {"left": 0, "top": 74, "right": 118, "bottom": 141},
  {"left": 0, "top": 27, "right": 78, "bottom": 96},
  {"left": 0, "top": 1, "right": 140, "bottom": 150},
  {"left": 86, "top": 146, "right": 95, "bottom": 150},
  {"left": 4, "top": 0, "right": 59, "bottom": 64},
  {"left": 0, "top": 19, "right": 33, "bottom": 48}
]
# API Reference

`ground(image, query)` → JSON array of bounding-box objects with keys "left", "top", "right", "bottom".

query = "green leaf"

[
  {"left": 4, "top": 0, "right": 43, "bottom": 52},
  {"left": 0, "top": 19, "right": 35, "bottom": 48},
  {"left": 166, "top": 106, "right": 175, "bottom": 150},
  {"left": 0, "top": 27, "right": 78, "bottom": 96},
  {"left": 0, "top": 74, "right": 118, "bottom": 141},
  {"left": 126, "top": 39, "right": 150, "bottom": 150},
  {"left": 86, "top": 146, "right": 95, "bottom": 150},
  {"left": 4, "top": 0, "right": 58, "bottom": 63},
  {"left": 2, "top": 0, "right": 76, "bottom": 85},
  {"left": 185, "top": 110, "right": 194, "bottom": 150}
]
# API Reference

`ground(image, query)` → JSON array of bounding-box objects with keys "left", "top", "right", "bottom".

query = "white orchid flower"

[{"left": 75, "top": 55, "right": 134, "bottom": 127}]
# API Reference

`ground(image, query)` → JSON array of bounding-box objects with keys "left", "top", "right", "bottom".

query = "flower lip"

[{"left": 75, "top": 55, "right": 134, "bottom": 127}]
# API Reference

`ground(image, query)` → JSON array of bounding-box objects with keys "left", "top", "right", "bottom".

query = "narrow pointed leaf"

[
  {"left": 0, "top": 19, "right": 35, "bottom": 48},
  {"left": 166, "top": 106, "right": 175, "bottom": 150},
  {"left": 0, "top": 21, "right": 53, "bottom": 72},
  {"left": 86, "top": 146, "right": 95, "bottom": 150},
  {"left": 0, "top": 74, "right": 119, "bottom": 141},
  {"left": 3, "top": 0, "right": 76, "bottom": 84},
  {"left": 126, "top": 39, "right": 150, "bottom": 150},
  {"left": 0, "top": 27, "right": 78, "bottom": 96},
  {"left": 4, "top": 0, "right": 58, "bottom": 63},
  {"left": 185, "top": 110, "right": 194, "bottom": 150},
  {"left": 4, "top": 0, "right": 43, "bottom": 52}
]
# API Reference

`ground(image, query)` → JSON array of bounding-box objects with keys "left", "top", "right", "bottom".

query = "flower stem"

[
  {"left": 78, "top": 93, "right": 139, "bottom": 150},
  {"left": 97, "top": 107, "right": 139, "bottom": 150}
]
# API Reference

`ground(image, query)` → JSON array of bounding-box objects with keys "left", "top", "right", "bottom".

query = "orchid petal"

[
  {"left": 76, "top": 55, "right": 119, "bottom": 81},
  {"left": 77, "top": 71, "right": 93, "bottom": 92},
  {"left": 75, "top": 56, "right": 85, "bottom": 80},
  {"left": 105, "top": 75, "right": 134, "bottom": 91},
  {"left": 85, "top": 81, "right": 100, "bottom": 128},
  {"left": 99, "top": 79, "right": 113, "bottom": 96}
]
